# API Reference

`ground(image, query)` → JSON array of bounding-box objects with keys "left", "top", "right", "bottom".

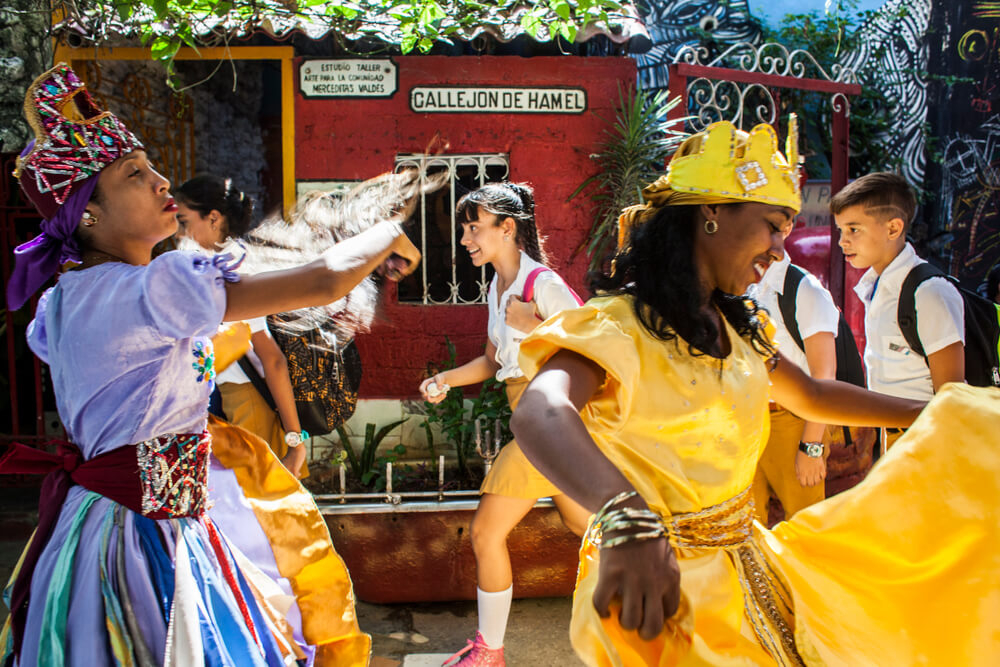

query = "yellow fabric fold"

[
  {"left": 761, "top": 383, "right": 1000, "bottom": 667},
  {"left": 519, "top": 294, "right": 1000, "bottom": 666},
  {"left": 208, "top": 415, "right": 370, "bottom": 666}
]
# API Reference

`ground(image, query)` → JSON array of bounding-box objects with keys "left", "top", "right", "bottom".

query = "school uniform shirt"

[
  {"left": 487, "top": 251, "right": 581, "bottom": 382},
  {"left": 853, "top": 242, "right": 965, "bottom": 401},
  {"left": 751, "top": 253, "right": 840, "bottom": 375},
  {"left": 215, "top": 315, "right": 268, "bottom": 384}
]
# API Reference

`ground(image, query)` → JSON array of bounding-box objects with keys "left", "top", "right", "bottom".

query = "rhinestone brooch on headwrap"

[
  {"left": 14, "top": 62, "right": 143, "bottom": 219},
  {"left": 615, "top": 115, "right": 803, "bottom": 253}
]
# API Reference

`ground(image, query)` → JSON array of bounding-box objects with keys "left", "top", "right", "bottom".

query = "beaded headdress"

[
  {"left": 14, "top": 62, "right": 143, "bottom": 219},
  {"left": 617, "top": 116, "right": 802, "bottom": 250}
]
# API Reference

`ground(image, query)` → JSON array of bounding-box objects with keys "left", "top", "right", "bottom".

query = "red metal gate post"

[{"left": 829, "top": 94, "right": 850, "bottom": 308}]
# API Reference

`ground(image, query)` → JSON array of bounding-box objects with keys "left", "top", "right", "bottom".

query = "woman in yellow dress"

[{"left": 509, "top": 116, "right": 1000, "bottom": 666}]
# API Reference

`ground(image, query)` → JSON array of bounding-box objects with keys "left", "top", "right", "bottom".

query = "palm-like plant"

[{"left": 571, "top": 86, "right": 687, "bottom": 272}]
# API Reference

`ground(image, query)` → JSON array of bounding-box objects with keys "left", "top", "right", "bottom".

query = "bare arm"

[
  {"left": 511, "top": 350, "right": 680, "bottom": 640},
  {"left": 224, "top": 221, "right": 415, "bottom": 322},
  {"left": 796, "top": 332, "right": 836, "bottom": 486},
  {"left": 769, "top": 352, "right": 925, "bottom": 427},
  {"left": 419, "top": 341, "right": 501, "bottom": 402},
  {"left": 253, "top": 332, "right": 306, "bottom": 477},
  {"left": 927, "top": 341, "right": 965, "bottom": 392},
  {"left": 252, "top": 332, "right": 301, "bottom": 435}
]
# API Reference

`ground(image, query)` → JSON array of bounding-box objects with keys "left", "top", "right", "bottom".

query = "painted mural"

[
  {"left": 838, "top": 0, "right": 931, "bottom": 189},
  {"left": 925, "top": 0, "right": 1000, "bottom": 291},
  {"left": 634, "top": 0, "right": 762, "bottom": 90}
]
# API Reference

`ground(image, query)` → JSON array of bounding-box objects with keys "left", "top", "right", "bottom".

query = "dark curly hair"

[{"left": 589, "top": 204, "right": 774, "bottom": 359}]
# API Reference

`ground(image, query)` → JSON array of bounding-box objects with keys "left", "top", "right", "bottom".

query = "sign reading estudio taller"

[
  {"left": 299, "top": 59, "right": 398, "bottom": 98},
  {"left": 410, "top": 86, "right": 587, "bottom": 114}
]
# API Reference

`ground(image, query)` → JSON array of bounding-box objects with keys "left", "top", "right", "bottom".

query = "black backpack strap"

[
  {"left": 778, "top": 264, "right": 806, "bottom": 353},
  {"left": 897, "top": 262, "right": 948, "bottom": 359},
  {"left": 236, "top": 356, "right": 278, "bottom": 413}
]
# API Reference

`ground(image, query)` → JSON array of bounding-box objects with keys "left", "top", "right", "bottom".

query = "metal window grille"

[{"left": 394, "top": 153, "right": 510, "bottom": 304}]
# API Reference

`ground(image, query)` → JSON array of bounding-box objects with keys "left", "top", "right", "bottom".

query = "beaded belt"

[
  {"left": 665, "top": 487, "right": 754, "bottom": 549},
  {"left": 665, "top": 489, "right": 804, "bottom": 667},
  {"left": 137, "top": 431, "right": 211, "bottom": 518}
]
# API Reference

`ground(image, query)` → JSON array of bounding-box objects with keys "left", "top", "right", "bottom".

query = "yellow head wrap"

[{"left": 617, "top": 115, "right": 802, "bottom": 251}]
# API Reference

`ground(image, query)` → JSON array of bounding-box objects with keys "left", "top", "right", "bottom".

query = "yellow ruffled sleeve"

[{"left": 518, "top": 296, "right": 641, "bottom": 433}]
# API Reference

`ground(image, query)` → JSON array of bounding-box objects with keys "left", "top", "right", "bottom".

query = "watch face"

[{"left": 806, "top": 443, "right": 823, "bottom": 457}]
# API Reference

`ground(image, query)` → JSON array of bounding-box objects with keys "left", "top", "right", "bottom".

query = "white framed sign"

[
  {"left": 409, "top": 86, "right": 587, "bottom": 114},
  {"left": 299, "top": 59, "right": 398, "bottom": 98}
]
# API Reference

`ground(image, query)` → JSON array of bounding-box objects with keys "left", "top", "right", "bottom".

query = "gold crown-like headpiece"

[
  {"left": 616, "top": 116, "right": 802, "bottom": 251},
  {"left": 665, "top": 115, "right": 802, "bottom": 211}
]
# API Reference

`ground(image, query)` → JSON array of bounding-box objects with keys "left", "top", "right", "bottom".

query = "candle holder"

[{"left": 475, "top": 417, "right": 502, "bottom": 476}]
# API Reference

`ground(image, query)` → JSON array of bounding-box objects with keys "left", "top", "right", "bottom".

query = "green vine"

[{"left": 54, "top": 0, "right": 631, "bottom": 88}]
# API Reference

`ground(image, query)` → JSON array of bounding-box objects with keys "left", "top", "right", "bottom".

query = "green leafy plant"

[
  {"left": 569, "top": 85, "right": 686, "bottom": 272},
  {"left": 53, "top": 0, "right": 631, "bottom": 89},
  {"left": 422, "top": 337, "right": 511, "bottom": 481},
  {"left": 334, "top": 419, "right": 408, "bottom": 490}
]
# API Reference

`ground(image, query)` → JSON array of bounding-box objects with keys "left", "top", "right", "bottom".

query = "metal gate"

[{"left": 665, "top": 41, "right": 861, "bottom": 314}]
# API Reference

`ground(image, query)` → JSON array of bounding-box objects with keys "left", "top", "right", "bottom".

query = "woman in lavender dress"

[{"left": 0, "top": 63, "right": 418, "bottom": 666}]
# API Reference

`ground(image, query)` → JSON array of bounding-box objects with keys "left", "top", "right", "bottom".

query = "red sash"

[{"left": 0, "top": 433, "right": 208, "bottom": 656}]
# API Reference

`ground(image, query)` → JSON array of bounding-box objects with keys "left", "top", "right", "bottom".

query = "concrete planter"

[{"left": 318, "top": 498, "right": 581, "bottom": 604}]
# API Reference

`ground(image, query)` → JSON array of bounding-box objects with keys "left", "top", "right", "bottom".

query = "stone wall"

[{"left": 0, "top": 0, "right": 52, "bottom": 152}]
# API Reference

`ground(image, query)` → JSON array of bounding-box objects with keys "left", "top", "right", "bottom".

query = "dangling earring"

[
  {"left": 82, "top": 211, "right": 97, "bottom": 227},
  {"left": 704, "top": 219, "right": 718, "bottom": 235}
]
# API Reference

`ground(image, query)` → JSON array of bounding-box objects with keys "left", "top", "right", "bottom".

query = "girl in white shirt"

[
  {"left": 420, "top": 182, "right": 590, "bottom": 667},
  {"left": 175, "top": 175, "right": 307, "bottom": 477}
]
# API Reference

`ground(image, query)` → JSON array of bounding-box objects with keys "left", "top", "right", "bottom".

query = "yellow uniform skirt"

[
  {"left": 220, "top": 380, "right": 310, "bottom": 478},
  {"left": 480, "top": 376, "right": 564, "bottom": 499}
]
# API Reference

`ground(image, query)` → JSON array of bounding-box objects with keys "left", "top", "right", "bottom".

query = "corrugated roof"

[{"left": 55, "top": 3, "right": 652, "bottom": 53}]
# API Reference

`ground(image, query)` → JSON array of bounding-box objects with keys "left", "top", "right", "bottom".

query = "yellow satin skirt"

[
  {"left": 480, "top": 377, "right": 565, "bottom": 499},
  {"left": 571, "top": 384, "right": 1000, "bottom": 666},
  {"left": 209, "top": 416, "right": 370, "bottom": 665}
]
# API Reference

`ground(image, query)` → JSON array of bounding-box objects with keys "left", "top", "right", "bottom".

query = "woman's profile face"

[
  {"left": 702, "top": 202, "right": 795, "bottom": 295},
  {"left": 89, "top": 151, "right": 178, "bottom": 246},
  {"left": 175, "top": 201, "right": 225, "bottom": 250}
]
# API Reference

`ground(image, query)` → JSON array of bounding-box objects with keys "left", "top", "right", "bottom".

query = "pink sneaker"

[{"left": 442, "top": 631, "right": 506, "bottom": 666}]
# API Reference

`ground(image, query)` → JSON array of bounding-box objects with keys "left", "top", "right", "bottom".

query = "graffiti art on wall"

[
  {"left": 634, "top": 0, "right": 762, "bottom": 91},
  {"left": 938, "top": 119, "right": 1000, "bottom": 286},
  {"left": 837, "top": 0, "right": 931, "bottom": 189},
  {"left": 926, "top": 0, "right": 1000, "bottom": 291}
]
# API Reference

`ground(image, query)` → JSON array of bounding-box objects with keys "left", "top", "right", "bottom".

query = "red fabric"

[{"left": 0, "top": 436, "right": 200, "bottom": 657}]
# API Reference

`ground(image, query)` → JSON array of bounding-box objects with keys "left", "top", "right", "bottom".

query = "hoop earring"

[
  {"left": 704, "top": 219, "right": 718, "bottom": 235},
  {"left": 82, "top": 211, "right": 97, "bottom": 227}
]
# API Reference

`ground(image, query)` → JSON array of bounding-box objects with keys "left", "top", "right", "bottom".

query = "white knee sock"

[{"left": 477, "top": 585, "right": 513, "bottom": 649}]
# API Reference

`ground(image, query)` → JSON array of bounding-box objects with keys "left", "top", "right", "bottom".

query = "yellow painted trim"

[
  {"left": 281, "top": 55, "right": 296, "bottom": 214},
  {"left": 55, "top": 45, "right": 298, "bottom": 212}
]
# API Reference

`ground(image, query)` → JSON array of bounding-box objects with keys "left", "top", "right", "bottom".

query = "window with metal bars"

[{"left": 394, "top": 153, "right": 510, "bottom": 304}]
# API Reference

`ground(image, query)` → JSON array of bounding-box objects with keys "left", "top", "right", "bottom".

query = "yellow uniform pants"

[{"left": 752, "top": 408, "right": 825, "bottom": 524}]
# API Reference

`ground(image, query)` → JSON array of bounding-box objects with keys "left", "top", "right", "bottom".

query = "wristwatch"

[
  {"left": 798, "top": 441, "right": 824, "bottom": 458},
  {"left": 285, "top": 430, "right": 309, "bottom": 448}
]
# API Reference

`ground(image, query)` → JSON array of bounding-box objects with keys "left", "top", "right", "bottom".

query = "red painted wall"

[{"left": 295, "top": 55, "right": 637, "bottom": 398}]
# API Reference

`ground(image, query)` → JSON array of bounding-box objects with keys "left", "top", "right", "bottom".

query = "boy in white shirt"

[
  {"left": 750, "top": 253, "right": 839, "bottom": 523},
  {"left": 832, "top": 172, "right": 965, "bottom": 451}
]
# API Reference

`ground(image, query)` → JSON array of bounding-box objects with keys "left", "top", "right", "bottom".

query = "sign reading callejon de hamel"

[
  {"left": 299, "top": 59, "right": 398, "bottom": 98},
  {"left": 410, "top": 86, "right": 587, "bottom": 114}
]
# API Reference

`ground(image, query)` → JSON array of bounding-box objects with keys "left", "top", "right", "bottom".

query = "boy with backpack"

[
  {"left": 831, "top": 172, "right": 966, "bottom": 452},
  {"left": 750, "top": 251, "right": 841, "bottom": 523}
]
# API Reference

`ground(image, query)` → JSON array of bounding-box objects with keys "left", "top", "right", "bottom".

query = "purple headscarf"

[{"left": 6, "top": 152, "right": 98, "bottom": 311}]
